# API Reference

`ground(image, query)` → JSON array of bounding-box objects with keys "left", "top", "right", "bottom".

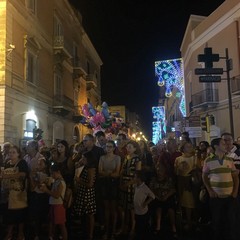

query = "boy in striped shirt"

[{"left": 202, "top": 138, "right": 239, "bottom": 240}]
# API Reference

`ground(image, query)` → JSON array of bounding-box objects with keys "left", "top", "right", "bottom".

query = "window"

[
  {"left": 24, "top": 119, "right": 36, "bottom": 138},
  {"left": 26, "top": 0, "right": 36, "bottom": 14},
  {"left": 54, "top": 73, "right": 62, "bottom": 96},
  {"left": 26, "top": 50, "right": 38, "bottom": 84},
  {"left": 23, "top": 111, "right": 38, "bottom": 139},
  {"left": 54, "top": 16, "right": 63, "bottom": 37}
]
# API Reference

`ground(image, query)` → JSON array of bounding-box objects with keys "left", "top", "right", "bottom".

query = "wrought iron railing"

[
  {"left": 53, "top": 94, "right": 74, "bottom": 108},
  {"left": 192, "top": 89, "right": 219, "bottom": 107}
]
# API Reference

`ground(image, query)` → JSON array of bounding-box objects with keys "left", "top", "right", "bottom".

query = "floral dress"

[{"left": 120, "top": 156, "right": 140, "bottom": 210}]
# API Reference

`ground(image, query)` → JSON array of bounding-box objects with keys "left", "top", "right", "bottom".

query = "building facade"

[
  {"left": 0, "top": 0, "right": 102, "bottom": 146},
  {"left": 181, "top": 0, "right": 240, "bottom": 141}
]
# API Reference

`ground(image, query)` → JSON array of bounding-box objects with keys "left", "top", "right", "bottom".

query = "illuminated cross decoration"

[{"left": 198, "top": 47, "right": 220, "bottom": 68}]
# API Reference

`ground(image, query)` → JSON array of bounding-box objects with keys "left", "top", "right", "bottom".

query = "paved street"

[{"left": 0, "top": 215, "right": 213, "bottom": 240}]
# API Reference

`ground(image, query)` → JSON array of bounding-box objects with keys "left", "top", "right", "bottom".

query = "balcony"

[
  {"left": 53, "top": 36, "right": 72, "bottom": 60},
  {"left": 231, "top": 75, "right": 240, "bottom": 95},
  {"left": 53, "top": 94, "right": 74, "bottom": 116},
  {"left": 192, "top": 89, "right": 219, "bottom": 108},
  {"left": 72, "top": 57, "right": 87, "bottom": 78},
  {"left": 86, "top": 74, "right": 98, "bottom": 89}
]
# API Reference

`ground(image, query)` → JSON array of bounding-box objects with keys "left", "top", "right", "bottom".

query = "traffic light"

[
  {"left": 201, "top": 116, "right": 210, "bottom": 132},
  {"left": 209, "top": 115, "right": 215, "bottom": 125}
]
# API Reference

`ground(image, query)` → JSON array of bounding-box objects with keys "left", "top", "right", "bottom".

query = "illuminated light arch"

[
  {"left": 155, "top": 58, "right": 186, "bottom": 117},
  {"left": 152, "top": 106, "right": 166, "bottom": 143}
]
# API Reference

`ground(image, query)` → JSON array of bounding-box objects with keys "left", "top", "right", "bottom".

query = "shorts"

[
  {"left": 49, "top": 204, "right": 66, "bottom": 225},
  {"left": 151, "top": 195, "right": 176, "bottom": 212}
]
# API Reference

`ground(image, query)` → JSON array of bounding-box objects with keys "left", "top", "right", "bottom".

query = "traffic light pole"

[
  {"left": 206, "top": 115, "right": 211, "bottom": 144},
  {"left": 225, "top": 48, "right": 234, "bottom": 139}
]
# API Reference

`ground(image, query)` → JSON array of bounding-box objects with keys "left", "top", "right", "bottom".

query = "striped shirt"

[{"left": 203, "top": 154, "right": 237, "bottom": 197}]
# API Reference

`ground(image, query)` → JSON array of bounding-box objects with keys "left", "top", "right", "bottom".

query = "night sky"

[{"left": 69, "top": 0, "right": 224, "bottom": 137}]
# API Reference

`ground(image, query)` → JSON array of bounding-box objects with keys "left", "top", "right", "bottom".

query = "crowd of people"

[{"left": 0, "top": 131, "right": 240, "bottom": 240}]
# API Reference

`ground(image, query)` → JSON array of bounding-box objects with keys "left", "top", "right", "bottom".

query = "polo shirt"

[{"left": 203, "top": 154, "right": 237, "bottom": 197}]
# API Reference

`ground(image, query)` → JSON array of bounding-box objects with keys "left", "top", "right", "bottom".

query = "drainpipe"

[{"left": 235, "top": 19, "right": 240, "bottom": 69}]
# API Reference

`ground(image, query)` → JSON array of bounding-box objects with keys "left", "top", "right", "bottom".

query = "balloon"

[
  {"left": 88, "top": 103, "right": 96, "bottom": 116},
  {"left": 82, "top": 104, "right": 90, "bottom": 117},
  {"left": 95, "top": 112, "right": 105, "bottom": 123},
  {"left": 89, "top": 116, "right": 97, "bottom": 127},
  {"left": 101, "top": 122, "right": 111, "bottom": 129},
  {"left": 102, "top": 102, "right": 110, "bottom": 119},
  {"left": 80, "top": 116, "right": 87, "bottom": 124},
  {"left": 96, "top": 105, "right": 102, "bottom": 112},
  {"left": 102, "top": 102, "right": 108, "bottom": 108}
]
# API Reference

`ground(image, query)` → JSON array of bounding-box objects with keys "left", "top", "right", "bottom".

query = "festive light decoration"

[
  {"left": 155, "top": 58, "right": 186, "bottom": 117},
  {"left": 152, "top": 121, "right": 162, "bottom": 144},
  {"left": 152, "top": 106, "right": 166, "bottom": 144},
  {"left": 152, "top": 106, "right": 165, "bottom": 120}
]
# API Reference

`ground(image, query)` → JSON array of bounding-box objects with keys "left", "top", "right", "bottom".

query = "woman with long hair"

[{"left": 54, "top": 140, "right": 74, "bottom": 185}]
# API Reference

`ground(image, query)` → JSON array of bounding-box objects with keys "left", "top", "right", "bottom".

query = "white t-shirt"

[
  {"left": 49, "top": 178, "right": 66, "bottom": 205},
  {"left": 134, "top": 182, "right": 155, "bottom": 215}
]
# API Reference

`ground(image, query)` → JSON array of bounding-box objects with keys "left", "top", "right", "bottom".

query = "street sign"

[
  {"left": 195, "top": 68, "right": 223, "bottom": 75},
  {"left": 198, "top": 48, "right": 220, "bottom": 68},
  {"left": 199, "top": 75, "right": 221, "bottom": 82},
  {"left": 189, "top": 116, "right": 200, "bottom": 127},
  {"left": 184, "top": 127, "right": 202, "bottom": 138}
]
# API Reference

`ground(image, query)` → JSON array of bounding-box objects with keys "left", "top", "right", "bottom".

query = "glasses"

[{"left": 83, "top": 139, "right": 89, "bottom": 142}]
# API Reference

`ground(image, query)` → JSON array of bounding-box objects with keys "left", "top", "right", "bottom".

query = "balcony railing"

[
  {"left": 53, "top": 94, "right": 74, "bottom": 116},
  {"left": 53, "top": 94, "right": 74, "bottom": 108},
  {"left": 72, "top": 57, "right": 87, "bottom": 76},
  {"left": 53, "top": 36, "right": 72, "bottom": 58},
  {"left": 86, "top": 74, "right": 98, "bottom": 88},
  {"left": 192, "top": 89, "right": 219, "bottom": 108},
  {"left": 231, "top": 76, "right": 240, "bottom": 95}
]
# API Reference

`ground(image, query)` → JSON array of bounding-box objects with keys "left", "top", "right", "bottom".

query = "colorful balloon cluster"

[{"left": 80, "top": 102, "right": 122, "bottom": 134}]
